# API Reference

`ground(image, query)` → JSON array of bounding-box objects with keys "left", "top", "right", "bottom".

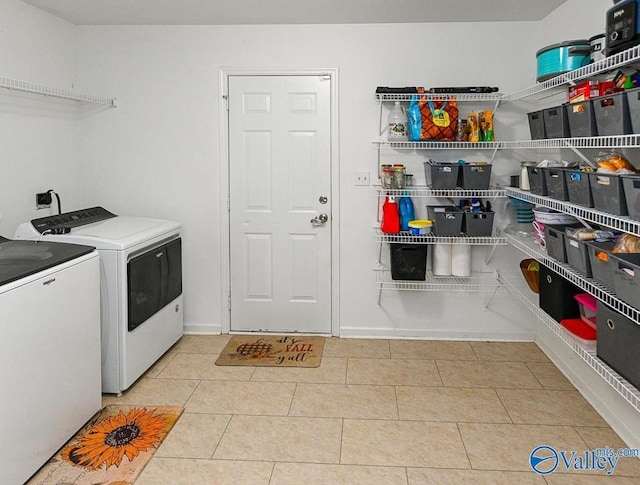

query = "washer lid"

[{"left": 50, "top": 216, "right": 181, "bottom": 250}]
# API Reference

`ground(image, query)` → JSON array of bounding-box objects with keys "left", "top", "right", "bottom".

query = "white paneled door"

[{"left": 228, "top": 75, "right": 332, "bottom": 333}]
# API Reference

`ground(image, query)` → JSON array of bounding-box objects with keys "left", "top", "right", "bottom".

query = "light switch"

[{"left": 354, "top": 171, "right": 370, "bottom": 186}]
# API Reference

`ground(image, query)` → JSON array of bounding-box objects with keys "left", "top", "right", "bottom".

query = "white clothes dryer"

[{"left": 15, "top": 207, "right": 183, "bottom": 394}]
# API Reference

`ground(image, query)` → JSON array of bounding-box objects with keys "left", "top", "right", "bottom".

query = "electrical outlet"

[
  {"left": 36, "top": 192, "right": 52, "bottom": 209},
  {"left": 354, "top": 171, "right": 370, "bottom": 186}
]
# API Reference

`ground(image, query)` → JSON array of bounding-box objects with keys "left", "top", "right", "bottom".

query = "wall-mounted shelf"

[
  {"left": 504, "top": 232, "right": 640, "bottom": 325},
  {"left": 375, "top": 266, "right": 503, "bottom": 293},
  {"left": 0, "top": 75, "right": 117, "bottom": 107},
  {"left": 375, "top": 229, "right": 506, "bottom": 246},
  {"left": 375, "top": 186, "right": 506, "bottom": 198},
  {"left": 506, "top": 187, "right": 640, "bottom": 236},
  {"left": 376, "top": 92, "right": 503, "bottom": 103},
  {"left": 507, "top": 44, "right": 640, "bottom": 102},
  {"left": 373, "top": 140, "right": 501, "bottom": 150},
  {"left": 500, "top": 271, "right": 640, "bottom": 412}
]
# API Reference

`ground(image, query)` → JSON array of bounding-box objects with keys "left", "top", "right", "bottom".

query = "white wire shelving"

[
  {"left": 499, "top": 271, "right": 640, "bottom": 412},
  {"left": 375, "top": 266, "right": 503, "bottom": 293},
  {"left": 504, "top": 232, "right": 640, "bottom": 325},
  {"left": 375, "top": 92, "right": 503, "bottom": 103},
  {"left": 505, "top": 187, "right": 640, "bottom": 236},
  {"left": 0, "top": 75, "right": 117, "bottom": 107},
  {"left": 374, "top": 186, "right": 506, "bottom": 199},
  {"left": 375, "top": 229, "right": 506, "bottom": 246}
]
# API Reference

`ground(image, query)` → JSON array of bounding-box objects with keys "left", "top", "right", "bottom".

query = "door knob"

[{"left": 310, "top": 213, "right": 328, "bottom": 226}]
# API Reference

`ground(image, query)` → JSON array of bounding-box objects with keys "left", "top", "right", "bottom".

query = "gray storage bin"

[
  {"left": 527, "top": 166, "right": 548, "bottom": 195},
  {"left": 427, "top": 205, "right": 464, "bottom": 236},
  {"left": 597, "top": 301, "right": 640, "bottom": 390},
  {"left": 593, "top": 92, "right": 632, "bottom": 136},
  {"left": 566, "top": 100, "right": 598, "bottom": 137},
  {"left": 610, "top": 253, "right": 640, "bottom": 310},
  {"left": 463, "top": 211, "right": 495, "bottom": 237},
  {"left": 564, "top": 234, "right": 592, "bottom": 277},
  {"left": 543, "top": 105, "right": 570, "bottom": 138},
  {"left": 586, "top": 240, "right": 616, "bottom": 289},
  {"left": 625, "top": 87, "right": 640, "bottom": 133},
  {"left": 424, "top": 162, "right": 460, "bottom": 189},
  {"left": 544, "top": 168, "right": 569, "bottom": 201},
  {"left": 621, "top": 174, "right": 640, "bottom": 221},
  {"left": 565, "top": 168, "right": 594, "bottom": 207},
  {"left": 527, "top": 110, "right": 546, "bottom": 140},
  {"left": 588, "top": 172, "right": 628, "bottom": 216},
  {"left": 545, "top": 225, "right": 568, "bottom": 263},
  {"left": 460, "top": 164, "right": 491, "bottom": 190}
]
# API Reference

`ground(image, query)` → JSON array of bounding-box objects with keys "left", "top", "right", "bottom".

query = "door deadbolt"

[{"left": 319, "top": 195, "right": 328, "bottom": 204}]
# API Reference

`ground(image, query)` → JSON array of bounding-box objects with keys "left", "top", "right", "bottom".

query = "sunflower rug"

[
  {"left": 28, "top": 405, "right": 183, "bottom": 485},
  {"left": 215, "top": 335, "right": 325, "bottom": 367}
]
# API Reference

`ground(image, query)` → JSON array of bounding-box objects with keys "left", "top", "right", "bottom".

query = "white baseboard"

[
  {"left": 339, "top": 326, "right": 536, "bottom": 341},
  {"left": 183, "top": 322, "right": 222, "bottom": 335}
]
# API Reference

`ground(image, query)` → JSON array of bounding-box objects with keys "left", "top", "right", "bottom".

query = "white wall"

[
  {"left": 1, "top": 0, "right": 614, "bottom": 338},
  {"left": 0, "top": 0, "right": 89, "bottom": 235},
  {"left": 73, "top": 21, "right": 545, "bottom": 336}
]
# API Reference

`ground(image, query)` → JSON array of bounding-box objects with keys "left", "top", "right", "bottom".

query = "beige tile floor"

[{"left": 99, "top": 336, "right": 640, "bottom": 484}]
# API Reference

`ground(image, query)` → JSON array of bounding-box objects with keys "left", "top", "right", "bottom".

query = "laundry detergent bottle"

[
  {"left": 381, "top": 196, "right": 401, "bottom": 233},
  {"left": 399, "top": 196, "right": 415, "bottom": 231}
]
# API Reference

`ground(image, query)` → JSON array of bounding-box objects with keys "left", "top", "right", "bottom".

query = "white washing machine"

[{"left": 15, "top": 207, "right": 184, "bottom": 394}]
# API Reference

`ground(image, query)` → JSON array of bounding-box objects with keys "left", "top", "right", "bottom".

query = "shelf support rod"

[{"left": 562, "top": 140, "right": 596, "bottom": 168}]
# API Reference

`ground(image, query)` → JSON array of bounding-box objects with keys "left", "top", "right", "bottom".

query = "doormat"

[
  {"left": 215, "top": 335, "right": 325, "bottom": 367},
  {"left": 27, "top": 405, "right": 183, "bottom": 485}
]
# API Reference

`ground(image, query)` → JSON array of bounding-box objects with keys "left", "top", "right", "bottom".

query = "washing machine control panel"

[{"left": 31, "top": 206, "right": 117, "bottom": 234}]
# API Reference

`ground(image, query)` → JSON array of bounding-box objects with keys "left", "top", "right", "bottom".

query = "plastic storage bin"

[
  {"left": 597, "top": 301, "right": 640, "bottom": 389},
  {"left": 545, "top": 225, "right": 568, "bottom": 263},
  {"left": 575, "top": 293, "right": 597, "bottom": 330},
  {"left": 588, "top": 172, "right": 629, "bottom": 216},
  {"left": 427, "top": 206, "right": 464, "bottom": 236},
  {"left": 424, "top": 162, "right": 460, "bottom": 190},
  {"left": 460, "top": 164, "right": 491, "bottom": 190},
  {"left": 527, "top": 166, "right": 548, "bottom": 196},
  {"left": 564, "top": 168, "right": 593, "bottom": 207},
  {"left": 625, "top": 87, "right": 640, "bottom": 133},
  {"left": 586, "top": 240, "right": 617, "bottom": 289},
  {"left": 390, "top": 243, "right": 428, "bottom": 281},
  {"left": 544, "top": 168, "right": 569, "bottom": 201},
  {"left": 527, "top": 110, "right": 546, "bottom": 140},
  {"left": 610, "top": 253, "right": 640, "bottom": 310},
  {"left": 539, "top": 265, "right": 581, "bottom": 323},
  {"left": 543, "top": 105, "right": 570, "bottom": 138},
  {"left": 564, "top": 234, "right": 592, "bottom": 277},
  {"left": 593, "top": 92, "right": 632, "bottom": 136},
  {"left": 565, "top": 100, "right": 598, "bottom": 137},
  {"left": 621, "top": 174, "right": 640, "bottom": 221},
  {"left": 463, "top": 211, "right": 495, "bottom": 237}
]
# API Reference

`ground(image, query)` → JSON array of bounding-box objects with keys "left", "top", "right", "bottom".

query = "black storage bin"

[
  {"left": 543, "top": 105, "right": 570, "bottom": 138},
  {"left": 566, "top": 100, "right": 598, "bottom": 137},
  {"left": 586, "top": 240, "right": 616, "bottom": 289},
  {"left": 621, "top": 174, "right": 640, "bottom": 221},
  {"left": 460, "top": 164, "right": 492, "bottom": 190},
  {"left": 528, "top": 110, "right": 546, "bottom": 140},
  {"left": 544, "top": 168, "right": 569, "bottom": 201},
  {"left": 424, "top": 162, "right": 460, "bottom": 190},
  {"left": 593, "top": 92, "right": 632, "bottom": 136},
  {"left": 463, "top": 211, "right": 495, "bottom": 237},
  {"left": 427, "top": 206, "right": 464, "bottom": 236},
  {"left": 564, "top": 234, "right": 592, "bottom": 277},
  {"left": 527, "top": 166, "right": 548, "bottom": 196},
  {"left": 597, "top": 302, "right": 640, "bottom": 390},
  {"left": 588, "top": 172, "right": 628, "bottom": 216},
  {"left": 610, "top": 253, "right": 640, "bottom": 310},
  {"left": 390, "top": 244, "right": 428, "bottom": 281},
  {"left": 565, "top": 168, "right": 593, "bottom": 207},
  {"left": 539, "top": 265, "right": 581, "bottom": 323},
  {"left": 545, "top": 225, "right": 569, "bottom": 263},
  {"left": 626, "top": 87, "right": 640, "bottom": 134}
]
